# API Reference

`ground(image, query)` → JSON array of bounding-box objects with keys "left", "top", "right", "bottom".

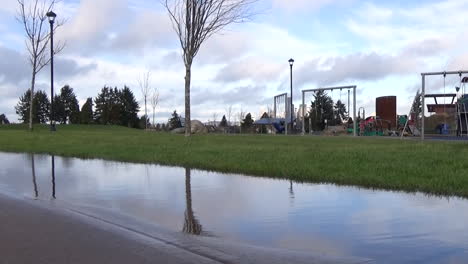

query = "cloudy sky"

[{"left": 1, "top": 0, "right": 468, "bottom": 123}]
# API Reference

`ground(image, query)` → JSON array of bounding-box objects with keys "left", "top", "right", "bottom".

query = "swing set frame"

[
  {"left": 301, "top": 85, "right": 357, "bottom": 136},
  {"left": 421, "top": 70, "right": 468, "bottom": 141}
]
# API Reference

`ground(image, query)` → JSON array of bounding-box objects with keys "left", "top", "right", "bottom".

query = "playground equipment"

[
  {"left": 400, "top": 91, "right": 422, "bottom": 138},
  {"left": 273, "top": 93, "right": 289, "bottom": 134},
  {"left": 421, "top": 70, "right": 468, "bottom": 140},
  {"left": 376, "top": 96, "right": 397, "bottom": 129},
  {"left": 358, "top": 116, "right": 390, "bottom": 136},
  {"left": 252, "top": 93, "right": 290, "bottom": 134},
  {"left": 301, "top": 85, "right": 357, "bottom": 136},
  {"left": 456, "top": 77, "right": 468, "bottom": 136}
]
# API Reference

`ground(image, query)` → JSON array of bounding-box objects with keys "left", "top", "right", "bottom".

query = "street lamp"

[
  {"left": 46, "top": 11, "right": 56, "bottom": 132},
  {"left": 288, "top": 58, "right": 294, "bottom": 133}
]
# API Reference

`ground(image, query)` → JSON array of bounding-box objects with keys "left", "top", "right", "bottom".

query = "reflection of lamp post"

[
  {"left": 51, "top": 155, "right": 56, "bottom": 199},
  {"left": 46, "top": 11, "right": 57, "bottom": 132},
  {"left": 288, "top": 59, "right": 294, "bottom": 132}
]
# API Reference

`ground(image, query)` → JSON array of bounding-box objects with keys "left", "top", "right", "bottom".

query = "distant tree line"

[{"left": 15, "top": 85, "right": 146, "bottom": 129}]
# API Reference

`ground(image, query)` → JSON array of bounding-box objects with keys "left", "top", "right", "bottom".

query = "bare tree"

[
  {"left": 237, "top": 107, "right": 245, "bottom": 134},
  {"left": 138, "top": 71, "right": 151, "bottom": 130},
  {"left": 226, "top": 105, "right": 233, "bottom": 127},
  {"left": 211, "top": 112, "right": 218, "bottom": 126},
  {"left": 150, "top": 87, "right": 160, "bottom": 128},
  {"left": 17, "top": 0, "right": 64, "bottom": 131},
  {"left": 163, "top": 0, "right": 258, "bottom": 137}
]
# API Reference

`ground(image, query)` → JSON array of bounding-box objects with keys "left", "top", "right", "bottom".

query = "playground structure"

[
  {"left": 421, "top": 71, "right": 468, "bottom": 140},
  {"left": 252, "top": 93, "right": 291, "bottom": 134},
  {"left": 301, "top": 85, "right": 357, "bottom": 136},
  {"left": 273, "top": 93, "right": 290, "bottom": 134},
  {"left": 251, "top": 70, "right": 468, "bottom": 140}
]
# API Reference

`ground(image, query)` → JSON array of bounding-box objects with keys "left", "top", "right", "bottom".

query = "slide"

[{"left": 272, "top": 122, "right": 285, "bottom": 134}]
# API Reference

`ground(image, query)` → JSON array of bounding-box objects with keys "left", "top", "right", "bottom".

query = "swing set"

[
  {"left": 301, "top": 85, "right": 357, "bottom": 136},
  {"left": 421, "top": 70, "right": 468, "bottom": 140}
]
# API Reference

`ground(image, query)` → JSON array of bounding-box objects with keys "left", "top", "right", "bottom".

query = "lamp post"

[
  {"left": 289, "top": 58, "right": 294, "bottom": 133},
  {"left": 46, "top": 11, "right": 56, "bottom": 132}
]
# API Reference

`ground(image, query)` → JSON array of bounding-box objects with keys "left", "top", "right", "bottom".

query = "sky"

[{"left": 1, "top": 0, "right": 468, "bottom": 123}]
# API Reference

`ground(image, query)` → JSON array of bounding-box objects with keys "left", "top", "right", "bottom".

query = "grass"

[{"left": 1, "top": 124, "right": 468, "bottom": 197}]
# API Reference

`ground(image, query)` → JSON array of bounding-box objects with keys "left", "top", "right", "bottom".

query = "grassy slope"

[{"left": 1, "top": 124, "right": 468, "bottom": 197}]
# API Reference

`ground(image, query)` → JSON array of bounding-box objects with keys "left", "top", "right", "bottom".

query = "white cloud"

[
  {"left": 271, "top": 0, "right": 351, "bottom": 11},
  {"left": 214, "top": 56, "right": 283, "bottom": 83}
]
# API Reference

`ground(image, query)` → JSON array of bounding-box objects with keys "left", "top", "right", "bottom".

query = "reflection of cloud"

[
  {"left": 275, "top": 233, "right": 350, "bottom": 257},
  {"left": 1, "top": 152, "right": 468, "bottom": 263}
]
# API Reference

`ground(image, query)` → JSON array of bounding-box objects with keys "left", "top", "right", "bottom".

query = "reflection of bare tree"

[
  {"left": 31, "top": 154, "right": 38, "bottom": 198},
  {"left": 51, "top": 155, "right": 56, "bottom": 199},
  {"left": 183, "top": 168, "right": 203, "bottom": 235},
  {"left": 289, "top": 180, "right": 295, "bottom": 199}
]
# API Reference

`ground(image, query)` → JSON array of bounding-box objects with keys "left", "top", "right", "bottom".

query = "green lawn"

[{"left": 1, "top": 124, "right": 468, "bottom": 197}]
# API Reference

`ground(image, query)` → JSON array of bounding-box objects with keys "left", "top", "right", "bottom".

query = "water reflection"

[
  {"left": 182, "top": 167, "right": 203, "bottom": 235},
  {"left": 51, "top": 155, "right": 56, "bottom": 199},
  {"left": 289, "top": 180, "right": 294, "bottom": 199},
  {"left": 30, "top": 154, "right": 38, "bottom": 198},
  {"left": 29, "top": 154, "right": 56, "bottom": 199},
  {"left": 0, "top": 152, "right": 467, "bottom": 264}
]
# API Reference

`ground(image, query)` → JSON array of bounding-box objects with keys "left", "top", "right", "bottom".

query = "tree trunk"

[
  {"left": 184, "top": 64, "right": 192, "bottom": 137},
  {"left": 152, "top": 107, "right": 155, "bottom": 129},
  {"left": 144, "top": 98, "right": 147, "bottom": 130},
  {"left": 28, "top": 70, "right": 36, "bottom": 131}
]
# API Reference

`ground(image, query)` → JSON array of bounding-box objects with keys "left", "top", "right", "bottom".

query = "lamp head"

[
  {"left": 288, "top": 58, "right": 294, "bottom": 67},
  {"left": 456, "top": 86, "right": 460, "bottom": 93},
  {"left": 46, "top": 11, "right": 57, "bottom": 23}
]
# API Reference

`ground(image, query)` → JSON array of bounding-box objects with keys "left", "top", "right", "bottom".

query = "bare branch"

[
  {"left": 16, "top": 0, "right": 66, "bottom": 130},
  {"left": 138, "top": 71, "right": 152, "bottom": 129},
  {"left": 163, "top": 0, "right": 258, "bottom": 66}
]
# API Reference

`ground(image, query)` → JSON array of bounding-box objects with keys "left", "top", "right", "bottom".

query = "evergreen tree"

[
  {"left": 15, "top": 90, "right": 50, "bottom": 124},
  {"left": 259, "top": 112, "right": 269, "bottom": 134},
  {"left": 94, "top": 86, "right": 140, "bottom": 127},
  {"left": 138, "top": 115, "right": 150, "bottom": 129},
  {"left": 15, "top": 90, "right": 32, "bottom": 123},
  {"left": 0, "top": 114, "right": 9, "bottom": 124},
  {"left": 80, "top": 98, "right": 93, "bottom": 124},
  {"left": 119, "top": 86, "right": 140, "bottom": 128},
  {"left": 52, "top": 94, "right": 65, "bottom": 124},
  {"left": 94, "top": 86, "right": 113, "bottom": 125},
  {"left": 309, "top": 90, "right": 334, "bottom": 130},
  {"left": 411, "top": 93, "right": 422, "bottom": 129},
  {"left": 334, "top": 100, "right": 347, "bottom": 125},
  {"left": 241, "top": 113, "right": 254, "bottom": 131},
  {"left": 58, "top": 85, "right": 80, "bottom": 124},
  {"left": 219, "top": 115, "right": 228, "bottom": 127},
  {"left": 168, "top": 110, "right": 182, "bottom": 130}
]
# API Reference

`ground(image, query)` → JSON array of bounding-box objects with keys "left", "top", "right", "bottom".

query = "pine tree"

[
  {"left": 119, "top": 86, "right": 140, "bottom": 128},
  {"left": 241, "top": 113, "right": 254, "bottom": 131},
  {"left": 219, "top": 115, "right": 227, "bottom": 127},
  {"left": 334, "top": 100, "right": 347, "bottom": 125},
  {"left": 309, "top": 90, "right": 334, "bottom": 130},
  {"left": 15, "top": 90, "right": 50, "bottom": 124},
  {"left": 94, "top": 87, "right": 112, "bottom": 125},
  {"left": 80, "top": 98, "right": 93, "bottom": 124},
  {"left": 168, "top": 110, "right": 182, "bottom": 130},
  {"left": 15, "top": 90, "right": 33, "bottom": 123},
  {"left": 0, "top": 114, "right": 9, "bottom": 124},
  {"left": 59, "top": 85, "right": 80, "bottom": 124},
  {"left": 52, "top": 94, "right": 65, "bottom": 124}
]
